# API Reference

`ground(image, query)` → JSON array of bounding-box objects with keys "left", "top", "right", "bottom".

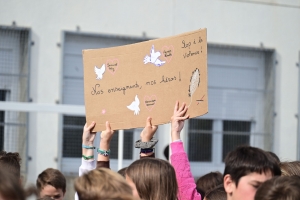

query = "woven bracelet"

[
  {"left": 82, "top": 144, "right": 96, "bottom": 149},
  {"left": 82, "top": 155, "right": 94, "bottom": 160}
]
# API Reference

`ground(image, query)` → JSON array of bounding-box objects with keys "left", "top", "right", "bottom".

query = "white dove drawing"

[
  {"left": 143, "top": 45, "right": 166, "bottom": 67},
  {"left": 127, "top": 95, "right": 140, "bottom": 115},
  {"left": 94, "top": 64, "right": 106, "bottom": 80}
]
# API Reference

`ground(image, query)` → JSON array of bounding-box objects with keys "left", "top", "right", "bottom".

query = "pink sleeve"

[{"left": 171, "top": 141, "right": 201, "bottom": 200}]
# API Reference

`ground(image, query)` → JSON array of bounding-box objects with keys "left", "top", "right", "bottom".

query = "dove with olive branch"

[
  {"left": 94, "top": 64, "right": 106, "bottom": 80},
  {"left": 143, "top": 45, "right": 166, "bottom": 67}
]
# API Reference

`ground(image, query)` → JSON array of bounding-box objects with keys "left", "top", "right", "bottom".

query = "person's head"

[
  {"left": 223, "top": 145, "right": 281, "bottom": 200},
  {"left": 36, "top": 168, "right": 66, "bottom": 200},
  {"left": 279, "top": 161, "right": 300, "bottom": 176},
  {"left": 0, "top": 151, "right": 21, "bottom": 180},
  {"left": 125, "top": 157, "right": 178, "bottom": 200},
  {"left": 266, "top": 151, "right": 280, "bottom": 164},
  {"left": 118, "top": 167, "right": 128, "bottom": 178},
  {"left": 0, "top": 169, "right": 25, "bottom": 200},
  {"left": 74, "top": 167, "right": 133, "bottom": 200},
  {"left": 204, "top": 184, "right": 226, "bottom": 200},
  {"left": 254, "top": 175, "right": 300, "bottom": 200},
  {"left": 196, "top": 171, "right": 223, "bottom": 195}
]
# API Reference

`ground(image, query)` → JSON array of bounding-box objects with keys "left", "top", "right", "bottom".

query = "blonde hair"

[
  {"left": 74, "top": 168, "right": 134, "bottom": 200},
  {"left": 280, "top": 161, "right": 300, "bottom": 176},
  {"left": 126, "top": 158, "right": 178, "bottom": 200}
]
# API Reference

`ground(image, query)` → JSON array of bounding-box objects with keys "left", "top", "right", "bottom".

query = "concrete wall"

[{"left": 0, "top": 0, "right": 299, "bottom": 193}]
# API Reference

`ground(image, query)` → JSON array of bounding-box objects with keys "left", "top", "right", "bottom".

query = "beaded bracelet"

[
  {"left": 82, "top": 155, "right": 94, "bottom": 160},
  {"left": 82, "top": 144, "right": 96, "bottom": 149},
  {"left": 97, "top": 148, "right": 111, "bottom": 157}
]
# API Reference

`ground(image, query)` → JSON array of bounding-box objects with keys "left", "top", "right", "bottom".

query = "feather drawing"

[
  {"left": 143, "top": 45, "right": 166, "bottom": 67},
  {"left": 188, "top": 68, "right": 200, "bottom": 107},
  {"left": 94, "top": 64, "right": 106, "bottom": 80},
  {"left": 127, "top": 95, "right": 140, "bottom": 115}
]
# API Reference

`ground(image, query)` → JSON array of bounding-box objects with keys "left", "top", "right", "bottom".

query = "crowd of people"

[{"left": 0, "top": 101, "right": 300, "bottom": 200}]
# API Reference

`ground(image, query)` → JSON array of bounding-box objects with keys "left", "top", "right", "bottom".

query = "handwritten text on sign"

[{"left": 83, "top": 29, "right": 208, "bottom": 131}]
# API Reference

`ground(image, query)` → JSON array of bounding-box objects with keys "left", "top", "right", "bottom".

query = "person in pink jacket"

[{"left": 170, "top": 101, "right": 202, "bottom": 200}]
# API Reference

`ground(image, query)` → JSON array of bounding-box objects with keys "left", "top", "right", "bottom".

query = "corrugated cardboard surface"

[{"left": 83, "top": 29, "right": 208, "bottom": 131}]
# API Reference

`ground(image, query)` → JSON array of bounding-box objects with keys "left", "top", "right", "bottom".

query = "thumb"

[
  {"left": 146, "top": 117, "right": 152, "bottom": 127},
  {"left": 105, "top": 121, "right": 112, "bottom": 132},
  {"left": 87, "top": 121, "right": 96, "bottom": 130},
  {"left": 152, "top": 125, "right": 158, "bottom": 132}
]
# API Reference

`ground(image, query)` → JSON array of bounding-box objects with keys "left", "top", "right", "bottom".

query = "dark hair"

[
  {"left": 0, "top": 151, "right": 21, "bottom": 179},
  {"left": 223, "top": 146, "right": 281, "bottom": 186},
  {"left": 267, "top": 151, "right": 280, "bottom": 164},
  {"left": 36, "top": 168, "right": 66, "bottom": 194},
  {"left": 0, "top": 169, "right": 25, "bottom": 200},
  {"left": 126, "top": 158, "right": 178, "bottom": 200},
  {"left": 255, "top": 176, "right": 300, "bottom": 200},
  {"left": 205, "top": 184, "right": 226, "bottom": 200},
  {"left": 163, "top": 145, "right": 169, "bottom": 160},
  {"left": 196, "top": 171, "right": 223, "bottom": 195}
]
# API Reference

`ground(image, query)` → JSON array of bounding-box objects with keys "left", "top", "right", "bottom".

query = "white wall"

[{"left": 0, "top": 0, "right": 299, "bottom": 185}]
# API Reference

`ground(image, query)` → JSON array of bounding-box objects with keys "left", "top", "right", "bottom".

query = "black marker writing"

[
  {"left": 91, "top": 84, "right": 104, "bottom": 95},
  {"left": 183, "top": 50, "right": 199, "bottom": 59},
  {"left": 160, "top": 75, "right": 177, "bottom": 83},
  {"left": 182, "top": 40, "right": 191, "bottom": 49},
  {"left": 108, "top": 81, "right": 140, "bottom": 95}
]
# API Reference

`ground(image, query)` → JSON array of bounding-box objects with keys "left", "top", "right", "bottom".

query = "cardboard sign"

[{"left": 83, "top": 29, "right": 208, "bottom": 131}]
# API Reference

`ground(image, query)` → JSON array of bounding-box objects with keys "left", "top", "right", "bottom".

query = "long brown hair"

[
  {"left": 126, "top": 158, "right": 178, "bottom": 200},
  {"left": 0, "top": 169, "right": 25, "bottom": 200}
]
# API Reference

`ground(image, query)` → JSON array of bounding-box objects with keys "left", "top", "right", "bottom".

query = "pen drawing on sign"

[
  {"left": 143, "top": 45, "right": 166, "bottom": 67},
  {"left": 106, "top": 58, "right": 119, "bottom": 75},
  {"left": 144, "top": 95, "right": 157, "bottom": 112},
  {"left": 188, "top": 68, "right": 200, "bottom": 107},
  {"left": 94, "top": 64, "right": 106, "bottom": 80},
  {"left": 127, "top": 95, "right": 140, "bottom": 115},
  {"left": 161, "top": 45, "right": 174, "bottom": 63}
]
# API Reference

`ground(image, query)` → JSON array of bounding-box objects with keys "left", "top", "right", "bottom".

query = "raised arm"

[
  {"left": 170, "top": 101, "right": 201, "bottom": 200},
  {"left": 136, "top": 117, "right": 158, "bottom": 158},
  {"left": 79, "top": 121, "right": 97, "bottom": 176},
  {"left": 97, "top": 121, "right": 114, "bottom": 168}
]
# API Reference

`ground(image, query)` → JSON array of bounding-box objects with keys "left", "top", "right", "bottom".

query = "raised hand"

[
  {"left": 171, "top": 101, "right": 189, "bottom": 141},
  {"left": 100, "top": 121, "right": 114, "bottom": 148},
  {"left": 140, "top": 117, "right": 158, "bottom": 142},
  {"left": 82, "top": 121, "right": 96, "bottom": 146}
]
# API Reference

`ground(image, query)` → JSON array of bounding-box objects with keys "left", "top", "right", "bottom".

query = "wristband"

[
  {"left": 82, "top": 155, "right": 94, "bottom": 160},
  {"left": 82, "top": 144, "right": 95, "bottom": 149},
  {"left": 97, "top": 148, "right": 111, "bottom": 157},
  {"left": 140, "top": 148, "right": 154, "bottom": 154}
]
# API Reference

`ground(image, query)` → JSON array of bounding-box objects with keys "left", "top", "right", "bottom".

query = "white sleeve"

[{"left": 75, "top": 158, "right": 96, "bottom": 200}]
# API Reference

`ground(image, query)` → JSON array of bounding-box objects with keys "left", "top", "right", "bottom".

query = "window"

[
  {"left": 188, "top": 119, "right": 213, "bottom": 162},
  {"left": 62, "top": 116, "right": 85, "bottom": 157},
  {"left": 187, "top": 45, "right": 275, "bottom": 176},
  {"left": 62, "top": 115, "right": 134, "bottom": 159},
  {"left": 110, "top": 130, "right": 134, "bottom": 160},
  {"left": 0, "top": 27, "right": 30, "bottom": 156},
  {"left": 222, "top": 120, "right": 251, "bottom": 160}
]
